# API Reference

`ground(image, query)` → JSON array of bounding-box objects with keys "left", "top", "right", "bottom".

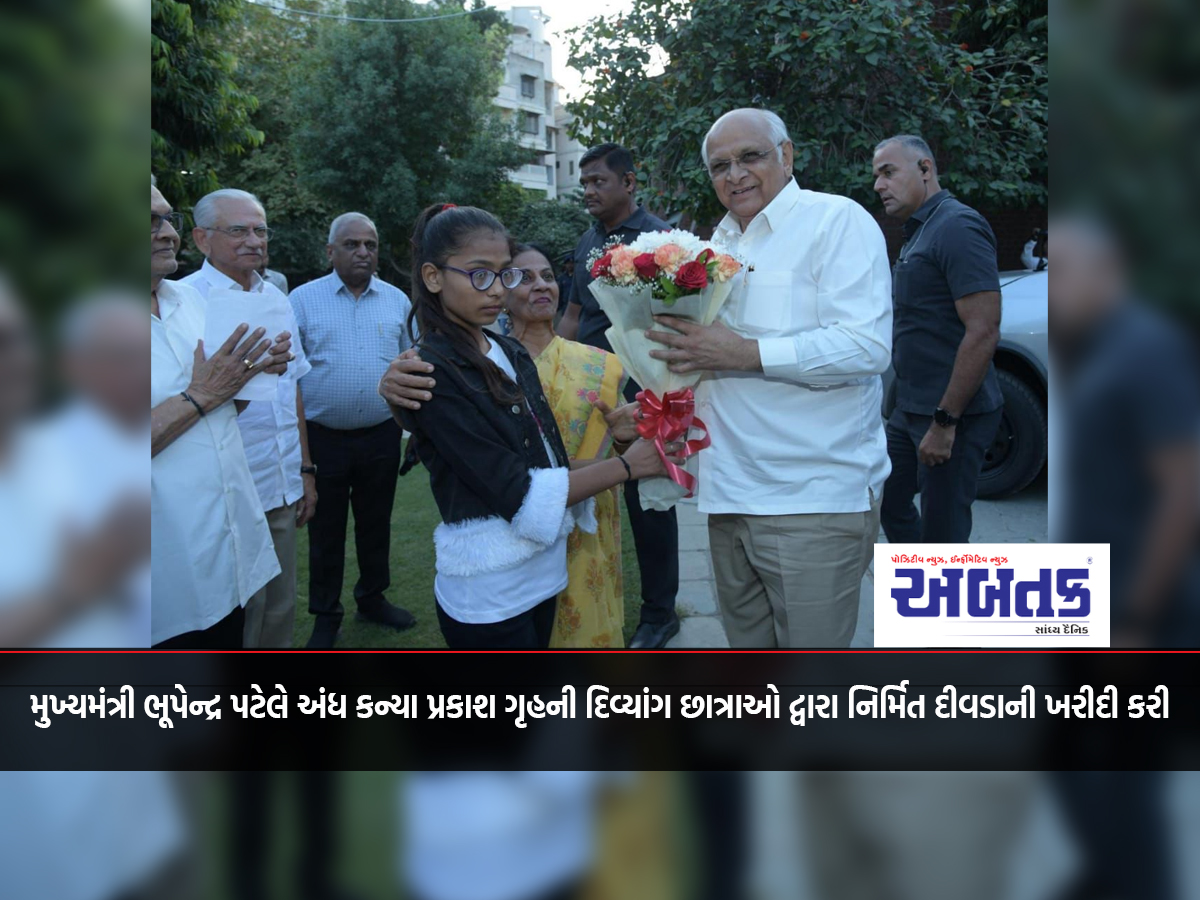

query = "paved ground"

[
  {"left": 749, "top": 769, "right": 1200, "bottom": 900},
  {"left": 668, "top": 470, "right": 1049, "bottom": 648}
]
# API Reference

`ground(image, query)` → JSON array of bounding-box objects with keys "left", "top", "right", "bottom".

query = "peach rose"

[
  {"left": 609, "top": 245, "right": 639, "bottom": 282},
  {"left": 652, "top": 242, "right": 689, "bottom": 274},
  {"left": 714, "top": 253, "right": 742, "bottom": 282}
]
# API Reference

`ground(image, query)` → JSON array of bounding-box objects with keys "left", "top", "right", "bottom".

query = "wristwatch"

[
  {"left": 301, "top": 464, "right": 318, "bottom": 476},
  {"left": 933, "top": 407, "right": 960, "bottom": 428}
]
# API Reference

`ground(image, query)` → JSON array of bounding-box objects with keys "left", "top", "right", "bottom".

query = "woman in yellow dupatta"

[{"left": 506, "top": 244, "right": 629, "bottom": 647}]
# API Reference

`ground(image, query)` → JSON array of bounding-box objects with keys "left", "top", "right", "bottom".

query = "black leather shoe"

[
  {"left": 306, "top": 619, "right": 340, "bottom": 649},
  {"left": 628, "top": 616, "right": 680, "bottom": 649},
  {"left": 356, "top": 601, "right": 416, "bottom": 631}
]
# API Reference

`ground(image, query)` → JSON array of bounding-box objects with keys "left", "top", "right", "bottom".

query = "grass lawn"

[
  {"left": 291, "top": 471, "right": 644, "bottom": 648},
  {"left": 198, "top": 772, "right": 697, "bottom": 900}
]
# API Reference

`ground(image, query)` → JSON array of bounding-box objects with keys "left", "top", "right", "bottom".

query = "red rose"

[
  {"left": 960, "top": 42, "right": 969, "bottom": 50},
  {"left": 800, "top": 30, "right": 810, "bottom": 40},
  {"left": 674, "top": 260, "right": 709, "bottom": 291},
  {"left": 633, "top": 252, "right": 659, "bottom": 280},
  {"left": 590, "top": 251, "right": 613, "bottom": 278},
  {"left": 695, "top": 248, "right": 715, "bottom": 264}
]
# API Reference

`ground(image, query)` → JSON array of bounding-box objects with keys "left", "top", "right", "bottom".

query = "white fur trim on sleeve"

[{"left": 511, "top": 466, "right": 570, "bottom": 546}]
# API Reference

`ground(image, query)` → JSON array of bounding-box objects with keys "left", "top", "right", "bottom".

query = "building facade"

[
  {"left": 553, "top": 103, "right": 588, "bottom": 197},
  {"left": 496, "top": 7, "right": 558, "bottom": 198}
]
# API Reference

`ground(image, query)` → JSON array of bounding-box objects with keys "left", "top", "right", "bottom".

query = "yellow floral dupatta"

[{"left": 535, "top": 336, "right": 627, "bottom": 648}]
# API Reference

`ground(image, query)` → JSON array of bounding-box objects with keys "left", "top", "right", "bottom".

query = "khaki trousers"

[
  {"left": 800, "top": 772, "right": 1034, "bottom": 900},
  {"left": 708, "top": 494, "right": 880, "bottom": 648},
  {"left": 243, "top": 501, "right": 298, "bottom": 649}
]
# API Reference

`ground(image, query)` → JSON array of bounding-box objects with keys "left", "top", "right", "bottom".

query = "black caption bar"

[{"left": 0, "top": 652, "right": 1195, "bottom": 770}]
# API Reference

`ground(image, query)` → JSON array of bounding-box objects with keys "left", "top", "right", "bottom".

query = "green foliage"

[
  {"left": 1054, "top": 0, "right": 1197, "bottom": 318},
  {"left": 0, "top": 1, "right": 144, "bottom": 316},
  {"left": 566, "top": 0, "right": 1047, "bottom": 226},
  {"left": 507, "top": 197, "right": 593, "bottom": 261},
  {"left": 289, "top": 0, "right": 530, "bottom": 280},
  {"left": 152, "top": 0, "right": 263, "bottom": 208},
  {"left": 489, "top": 182, "right": 544, "bottom": 232},
  {"left": 197, "top": 2, "right": 334, "bottom": 285}
]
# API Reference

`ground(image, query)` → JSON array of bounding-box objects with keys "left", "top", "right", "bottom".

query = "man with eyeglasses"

[
  {"left": 644, "top": 108, "right": 892, "bottom": 649},
  {"left": 150, "top": 176, "right": 294, "bottom": 648},
  {"left": 181, "top": 188, "right": 314, "bottom": 649},
  {"left": 289, "top": 212, "right": 416, "bottom": 648}
]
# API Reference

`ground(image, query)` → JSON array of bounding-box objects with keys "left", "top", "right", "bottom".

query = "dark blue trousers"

[{"left": 881, "top": 407, "right": 1002, "bottom": 543}]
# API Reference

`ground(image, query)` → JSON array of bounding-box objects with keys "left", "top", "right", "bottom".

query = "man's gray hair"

[
  {"left": 59, "top": 290, "right": 144, "bottom": 350},
  {"left": 193, "top": 188, "right": 266, "bottom": 229},
  {"left": 150, "top": 174, "right": 157, "bottom": 187},
  {"left": 328, "top": 212, "right": 377, "bottom": 244},
  {"left": 701, "top": 109, "right": 792, "bottom": 167},
  {"left": 875, "top": 134, "right": 936, "bottom": 170}
]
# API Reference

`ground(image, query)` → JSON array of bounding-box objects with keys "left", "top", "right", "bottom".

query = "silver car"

[{"left": 883, "top": 268, "right": 1048, "bottom": 498}]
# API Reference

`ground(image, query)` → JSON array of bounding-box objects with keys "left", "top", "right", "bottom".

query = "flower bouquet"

[{"left": 587, "top": 229, "right": 742, "bottom": 510}]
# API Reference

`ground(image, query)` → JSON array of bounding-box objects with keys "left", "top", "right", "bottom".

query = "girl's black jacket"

[{"left": 398, "top": 331, "right": 595, "bottom": 579}]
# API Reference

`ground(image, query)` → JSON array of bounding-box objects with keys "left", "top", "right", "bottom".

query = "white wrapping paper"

[{"left": 589, "top": 279, "right": 737, "bottom": 511}]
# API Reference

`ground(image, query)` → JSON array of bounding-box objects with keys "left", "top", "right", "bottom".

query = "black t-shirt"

[
  {"left": 1061, "top": 303, "right": 1200, "bottom": 625},
  {"left": 569, "top": 205, "right": 671, "bottom": 352},
  {"left": 891, "top": 190, "right": 1004, "bottom": 416}
]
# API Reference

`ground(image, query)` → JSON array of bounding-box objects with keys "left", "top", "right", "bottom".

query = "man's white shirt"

[
  {"left": 43, "top": 402, "right": 151, "bottom": 647},
  {"left": 181, "top": 260, "right": 312, "bottom": 512},
  {"left": 699, "top": 178, "right": 893, "bottom": 515},
  {"left": 151, "top": 278, "right": 279, "bottom": 643}
]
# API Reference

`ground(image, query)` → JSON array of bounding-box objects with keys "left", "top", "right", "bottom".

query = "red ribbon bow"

[
  {"left": 440, "top": 203, "right": 457, "bottom": 211},
  {"left": 635, "top": 388, "right": 711, "bottom": 496}
]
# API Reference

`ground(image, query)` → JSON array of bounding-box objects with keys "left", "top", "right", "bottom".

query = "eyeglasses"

[
  {"left": 707, "top": 141, "right": 785, "bottom": 178},
  {"left": 151, "top": 212, "right": 184, "bottom": 235},
  {"left": 518, "top": 268, "right": 556, "bottom": 286},
  {"left": 440, "top": 265, "right": 524, "bottom": 291},
  {"left": 206, "top": 224, "right": 273, "bottom": 241}
]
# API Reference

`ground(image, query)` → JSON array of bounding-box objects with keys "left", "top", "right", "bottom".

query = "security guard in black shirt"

[
  {"left": 558, "top": 144, "right": 681, "bottom": 648},
  {"left": 872, "top": 134, "right": 1004, "bottom": 543}
]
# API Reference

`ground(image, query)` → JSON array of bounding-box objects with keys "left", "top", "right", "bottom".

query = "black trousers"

[
  {"left": 1053, "top": 772, "right": 1172, "bottom": 900},
  {"left": 411, "top": 881, "right": 582, "bottom": 900},
  {"left": 622, "top": 378, "right": 680, "bottom": 625},
  {"left": 232, "top": 771, "right": 336, "bottom": 900},
  {"left": 436, "top": 595, "right": 558, "bottom": 649},
  {"left": 305, "top": 418, "right": 402, "bottom": 622},
  {"left": 881, "top": 407, "right": 1003, "bottom": 544},
  {"left": 153, "top": 605, "right": 244, "bottom": 649}
]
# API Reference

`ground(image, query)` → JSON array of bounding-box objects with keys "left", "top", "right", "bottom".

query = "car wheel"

[{"left": 977, "top": 369, "right": 1047, "bottom": 499}]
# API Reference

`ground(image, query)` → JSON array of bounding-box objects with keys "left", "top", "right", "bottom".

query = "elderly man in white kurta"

[
  {"left": 646, "top": 109, "right": 892, "bottom": 648},
  {"left": 182, "top": 188, "right": 315, "bottom": 649},
  {"left": 149, "top": 178, "right": 293, "bottom": 648}
]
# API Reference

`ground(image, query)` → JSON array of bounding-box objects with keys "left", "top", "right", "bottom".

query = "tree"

[
  {"left": 508, "top": 197, "right": 593, "bottom": 262},
  {"left": 565, "top": 0, "right": 1048, "bottom": 226},
  {"left": 152, "top": 0, "right": 263, "bottom": 207},
  {"left": 197, "top": 2, "right": 335, "bottom": 284},
  {"left": 2, "top": 0, "right": 144, "bottom": 316},
  {"left": 289, "top": 0, "right": 530, "bottom": 279}
]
